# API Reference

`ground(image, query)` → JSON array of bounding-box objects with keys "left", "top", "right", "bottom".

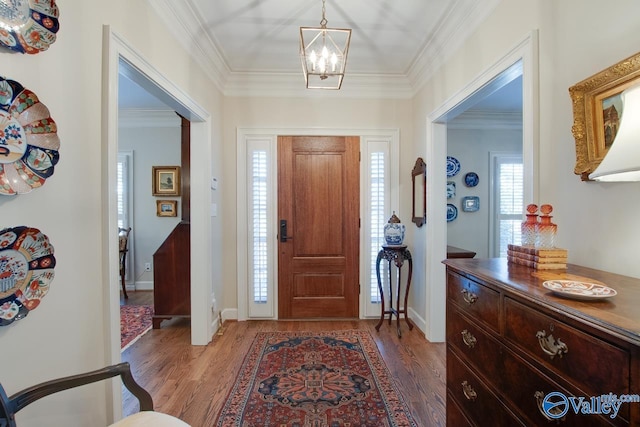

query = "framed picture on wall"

[
  {"left": 152, "top": 166, "right": 181, "bottom": 196},
  {"left": 156, "top": 200, "right": 177, "bottom": 217},
  {"left": 569, "top": 50, "right": 640, "bottom": 180}
]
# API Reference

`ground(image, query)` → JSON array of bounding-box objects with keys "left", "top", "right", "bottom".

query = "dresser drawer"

[
  {"left": 504, "top": 297, "right": 630, "bottom": 398},
  {"left": 447, "top": 349, "right": 524, "bottom": 427},
  {"left": 500, "top": 346, "right": 626, "bottom": 426},
  {"left": 446, "top": 393, "right": 473, "bottom": 427},
  {"left": 447, "top": 271, "right": 500, "bottom": 332},
  {"left": 447, "top": 303, "right": 502, "bottom": 383}
]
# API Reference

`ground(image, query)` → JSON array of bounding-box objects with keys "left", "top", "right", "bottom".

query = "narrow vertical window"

[
  {"left": 492, "top": 154, "right": 523, "bottom": 257},
  {"left": 369, "top": 152, "right": 385, "bottom": 303},
  {"left": 251, "top": 150, "right": 268, "bottom": 304},
  {"left": 117, "top": 154, "right": 129, "bottom": 229},
  {"left": 117, "top": 152, "right": 133, "bottom": 281}
]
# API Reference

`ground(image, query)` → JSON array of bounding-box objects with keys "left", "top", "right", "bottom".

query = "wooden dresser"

[{"left": 444, "top": 258, "right": 640, "bottom": 427}]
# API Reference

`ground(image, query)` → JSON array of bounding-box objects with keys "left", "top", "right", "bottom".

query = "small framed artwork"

[
  {"left": 152, "top": 166, "right": 181, "bottom": 196},
  {"left": 156, "top": 200, "right": 177, "bottom": 217},
  {"left": 461, "top": 196, "right": 480, "bottom": 212}
]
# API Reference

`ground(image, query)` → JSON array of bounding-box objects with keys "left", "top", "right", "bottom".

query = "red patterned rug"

[
  {"left": 120, "top": 305, "right": 153, "bottom": 351},
  {"left": 216, "top": 330, "right": 417, "bottom": 427}
]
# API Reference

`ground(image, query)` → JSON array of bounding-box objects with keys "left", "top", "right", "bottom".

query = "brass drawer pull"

[
  {"left": 534, "top": 391, "right": 567, "bottom": 422},
  {"left": 461, "top": 381, "right": 477, "bottom": 401},
  {"left": 461, "top": 289, "right": 478, "bottom": 305},
  {"left": 461, "top": 329, "right": 477, "bottom": 349},
  {"left": 536, "top": 330, "right": 568, "bottom": 359}
]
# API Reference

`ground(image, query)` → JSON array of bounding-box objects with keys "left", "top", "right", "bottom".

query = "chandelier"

[{"left": 299, "top": 0, "right": 351, "bottom": 90}]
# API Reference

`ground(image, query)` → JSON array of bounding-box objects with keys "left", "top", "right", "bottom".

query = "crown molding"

[
  {"left": 148, "top": 0, "right": 229, "bottom": 91},
  {"left": 118, "top": 109, "right": 180, "bottom": 128},
  {"left": 448, "top": 110, "right": 523, "bottom": 130},
  {"left": 407, "top": 0, "right": 502, "bottom": 91},
  {"left": 148, "top": 0, "right": 500, "bottom": 99},
  {"left": 223, "top": 71, "right": 415, "bottom": 99}
]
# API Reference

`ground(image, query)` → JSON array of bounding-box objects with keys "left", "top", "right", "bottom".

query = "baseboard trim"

[
  {"left": 222, "top": 308, "right": 238, "bottom": 322},
  {"left": 131, "top": 281, "right": 154, "bottom": 291},
  {"left": 408, "top": 307, "right": 426, "bottom": 335}
]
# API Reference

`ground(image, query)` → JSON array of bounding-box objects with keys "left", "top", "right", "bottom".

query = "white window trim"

[
  {"left": 488, "top": 151, "right": 523, "bottom": 258},
  {"left": 117, "top": 150, "right": 135, "bottom": 285},
  {"left": 236, "top": 128, "right": 399, "bottom": 321}
]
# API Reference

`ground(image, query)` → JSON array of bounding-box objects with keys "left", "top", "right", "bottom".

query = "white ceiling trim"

[
  {"left": 407, "top": 0, "right": 501, "bottom": 91},
  {"left": 148, "top": 0, "right": 229, "bottom": 91},
  {"left": 119, "top": 109, "right": 180, "bottom": 128},
  {"left": 448, "top": 110, "right": 523, "bottom": 130},
  {"left": 223, "top": 71, "right": 415, "bottom": 99},
  {"left": 149, "top": 0, "right": 501, "bottom": 99}
]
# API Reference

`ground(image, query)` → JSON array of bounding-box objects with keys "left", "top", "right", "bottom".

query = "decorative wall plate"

[
  {"left": 542, "top": 280, "right": 616, "bottom": 301},
  {"left": 0, "top": 76, "right": 60, "bottom": 195},
  {"left": 446, "top": 181, "right": 455, "bottom": 199},
  {"left": 464, "top": 172, "right": 479, "bottom": 187},
  {"left": 446, "top": 204, "right": 458, "bottom": 222},
  {"left": 0, "top": 226, "right": 55, "bottom": 326},
  {"left": 0, "top": 0, "right": 60, "bottom": 54},
  {"left": 446, "top": 156, "right": 461, "bottom": 177},
  {"left": 461, "top": 196, "right": 480, "bottom": 212}
]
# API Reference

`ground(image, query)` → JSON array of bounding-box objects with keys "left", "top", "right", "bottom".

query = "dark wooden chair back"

[
  {"left": 0, "top": 362, "right": 153, "bottom": 427},
  {"left": 119, "top": 227, "right": 132, "bottom": 299}
]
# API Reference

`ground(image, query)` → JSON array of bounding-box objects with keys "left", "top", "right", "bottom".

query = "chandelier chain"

[{"left": 320, "top": 0, "right": 327, "bottom": 28}]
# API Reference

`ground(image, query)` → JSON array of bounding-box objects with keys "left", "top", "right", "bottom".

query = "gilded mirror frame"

[
  {"left": 569, "top": 51, "right": 640, "bottom": 181},
  {"left": 412, "top": 157, "right": 426, "bottom": 227}
]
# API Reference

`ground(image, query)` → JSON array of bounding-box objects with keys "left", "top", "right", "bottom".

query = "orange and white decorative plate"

[
  {"left": 542, "top": 280, "right": 617, "bottom": 300},
  {"left": 0, "top": 226, "right": 55, "bottom": 326},
  {"left": 0, "top": 0, "right": 60, "bottom": 54},
  {"left": 0, "top": 76, "right": 60, "bottom": 195}
]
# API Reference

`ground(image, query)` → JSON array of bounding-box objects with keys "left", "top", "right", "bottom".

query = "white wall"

[
  {"left": 0, "top": 1, "right": 223, "bottom": 425},
  {"left": 447, "top": 127, "right": 522, "bottom": 258},
  {"left": 118, "top": 114, "right": 181, "bottom": 288},
  {"left": 412, "top": 0, "right": 640, "bottom": 340}
]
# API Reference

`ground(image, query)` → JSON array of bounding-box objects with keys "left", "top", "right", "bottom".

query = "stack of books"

[{"left": 507, "top": 244, "right": 568, "bottom": 270}]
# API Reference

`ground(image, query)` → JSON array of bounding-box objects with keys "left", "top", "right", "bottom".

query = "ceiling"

[{"left": 120, "top": 0, "right": 521, "bottom": 116}]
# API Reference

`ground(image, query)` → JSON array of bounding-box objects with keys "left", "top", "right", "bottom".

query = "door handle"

[{"left": 280, "top": 220, "right": 293, "bottom": 242}]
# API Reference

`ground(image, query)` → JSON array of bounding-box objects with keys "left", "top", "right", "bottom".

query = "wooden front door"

[{"left": 278, "top": 136, "right": 360, "bottom": 319}]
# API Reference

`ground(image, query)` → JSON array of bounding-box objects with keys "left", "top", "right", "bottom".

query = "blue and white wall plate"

[
  {"left": 446, "top": 156, "right": 460, "bottom": 177},
  {"left": 446, "top": 204, "right": 458, "bottom": 222},
  {"left": 464, "top": 172, "right": 479, "bottom": 187},
  {"left": 461, "top": 196, "right": 480, "bottom": 212},
  {"left": 446, "top": 181, "right": 455, "bottom": 199}
]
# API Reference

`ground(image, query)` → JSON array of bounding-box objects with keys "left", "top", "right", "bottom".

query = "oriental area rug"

[
  {"left": 120, "top": 305, "right": 153, "bottom": 351},
  {"left": 216, "top": 330, "right": 418, "bottom": 427}
]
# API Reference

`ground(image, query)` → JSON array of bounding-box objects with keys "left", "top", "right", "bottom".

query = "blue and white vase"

[{"left": 383, "top": 212, "right": 405, "bottom": 246}]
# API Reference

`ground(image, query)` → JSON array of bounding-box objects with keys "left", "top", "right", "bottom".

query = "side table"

[{"left": 375, "top": 245, "right": 414, "bottom": 337}]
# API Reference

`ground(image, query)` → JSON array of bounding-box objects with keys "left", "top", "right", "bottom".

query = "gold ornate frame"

[
  {"left": 156, "top": 200, "right": 177, "bottom": 217},
  {"left": 569, "top": 51, "right": 640, "bottom": 181},
  {"left": 152, "top": 166, "right": 181, "bottom": 196}
]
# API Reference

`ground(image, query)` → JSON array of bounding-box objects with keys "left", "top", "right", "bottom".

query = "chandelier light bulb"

[
  {"left": 309, "top": 50, "right": 317, "bottom": 71},
  {"left": 331, "top": 53, "right": 338, "bottom": 71}
]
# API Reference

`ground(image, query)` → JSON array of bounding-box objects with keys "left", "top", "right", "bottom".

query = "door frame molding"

[
  {"left": 103, "top": 25, "right": 214, "bottom": 401},
  {"left": 424, "top": 30, "right": 539, "bottom": 342},
  {"left": 236, "top": 127, "right": 400, "bottom": 321}
]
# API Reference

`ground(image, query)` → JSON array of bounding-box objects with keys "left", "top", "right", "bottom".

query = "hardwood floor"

[{"left": 120, "top": 291, "right": 447, "bottom": 426}]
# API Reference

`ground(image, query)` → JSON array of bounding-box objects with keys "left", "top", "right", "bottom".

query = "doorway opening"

[{"left": 424, "top": 32, "right": 539, "bottom": 342}]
